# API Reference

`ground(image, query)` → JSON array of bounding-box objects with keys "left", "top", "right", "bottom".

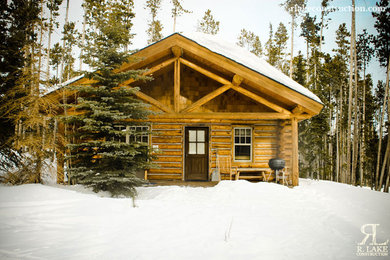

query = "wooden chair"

[{"left": 216, "top": 153, "right": 237, "bottom": 180}]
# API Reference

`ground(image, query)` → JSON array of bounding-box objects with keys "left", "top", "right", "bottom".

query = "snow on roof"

[
  {"left": 179, "top": 32, "right": 322, "bottom": 104},
  {"left": 43, "top": 74, "right": 84, "bottom": 96}
]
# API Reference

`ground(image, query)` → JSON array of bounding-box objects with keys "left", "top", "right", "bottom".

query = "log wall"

[{"left": 146, "top": 121, "right": 283, "bottom": 181}]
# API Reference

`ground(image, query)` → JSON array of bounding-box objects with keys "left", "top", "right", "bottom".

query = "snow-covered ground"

[{"left": 0, "top": 179, "right": 389, "bottom": 260}]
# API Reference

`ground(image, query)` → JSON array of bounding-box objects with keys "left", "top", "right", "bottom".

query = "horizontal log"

[
  {"left": 155, "top": 156, "right": 182, "bottom": 162},
  {"left": 147, "top": 174, "right": 182, "bottom": 180},
  {"left": 254, "top": 149, "right": 278, "bottom": 155},
  {"left": 149, "top": 112, "right": 292, "bottom": 120},
  {"left": 159, "top": 150, "right": 182, "bottom": 156},
  {"left": 210, "top": 143, "right": 231, "bottom": 149},
  {"left": 254, "top": 125, "right": 279, "bottom": 132},
  {"left": 152, "top": 124, "right": 183, "bottom": 130},
  {"left": 152, "top": 143, "right": 183, "bottom": 150},
  {"left": 155, "top": 162, "right": 182, "bottom": 168},
  {"left": 211, "top": 137, "right": 231, "bottom": 143},
  {"left": 148, "top": 168, "right": 182, "bottom": 174},
  {"left": 152, "top": 137, "right": 182, "bottom": 143},
  {"left": 211, "top": 125, "right": 232, "bottom": 130},
  {"left": 211, "top": 131, "right": 231, "bottom": 136},
  {"left": 254, "top": 132, "right": 278, "bottom": 137},
  {"left": 152, "top": 130, "right": 182, "bottom": 136}
]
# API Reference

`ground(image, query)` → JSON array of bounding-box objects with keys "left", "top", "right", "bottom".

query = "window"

[
  {"left": 130, "top": 126, "right": 149, "bottom": 144},
  {"left": 113, "top": 125, "right": 127, "bottom": 143},
  {"left": 234, "top": 127, "right": 252, "bottom": 161},
  {"left": 113, "top": 125, "right": 149, "bottom": 144},
  {"left": 188, "top": 129, "right": 206, "bottom": 155}
]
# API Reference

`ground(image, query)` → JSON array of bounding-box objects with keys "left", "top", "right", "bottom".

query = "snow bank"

[{"left": 0, "top": 180, "right": 389, "bottom": 259}]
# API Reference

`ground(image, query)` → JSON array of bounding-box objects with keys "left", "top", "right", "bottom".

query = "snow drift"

[{"left": 0, "top": 179, "right": 389, "bottom": 259}]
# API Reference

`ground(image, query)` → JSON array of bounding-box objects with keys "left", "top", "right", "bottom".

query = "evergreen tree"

[
  {"left": 45, "top": 0, "right": 63, "bottom": 82},
  {"left": 145, "top": 0, "right": 163, "bottom": 44},
  {"left": 171, "top": 0, "right": 191, "bottom": 33},
  {"left": 265, "top": 23, "right": 278, "bottom": 66},
  {"left": 274, "top": 22, "right": 289, "bottom": 74},
  {"left": 237, "top": 29, "right": 262, "bottom": 57},
  {"left": 0, "top": 0, "right": 62, "bottom": 183},
  {"left": 197, "top": 9, "right": 219, "bottom": 35},
  {"left": 292, "top": 51, "right": 305, "bottom": 85},
  {"left": 0, "top": 0, "right": 39, "bottom": 172},
  {"left": 281, "top": 0, "right": 306, "bottom": 78},
  {"left": 61, "top": 21, "right": 77, "bottom": 81},
  {"left": 66, "top": 0, "right": 153, "bottom": 197},
  {"left": 49, "top": 42, "right": 63, "bottom": 84},
  {"left": 300, "top": 13, "right": 320, "bottom": 85}
]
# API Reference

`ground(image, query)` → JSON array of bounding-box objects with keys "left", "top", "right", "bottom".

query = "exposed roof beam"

[
  {"left": 179, "top": 58, "right": 231, "bottom": 85},
  {"left": 181, "top": 84, "right": 232, "bottom": 113},
  {"left": 231, "top": 85, "right": 291, "bottom": 114},
  {"left": 120, "top": 57, "right": 177, "bottom": 86},
  {"left": 150, "top": 112, "right": 292, "bottom": 120},
  {"left": 134, "top": 91, "right": 174, "bottom": 113}
]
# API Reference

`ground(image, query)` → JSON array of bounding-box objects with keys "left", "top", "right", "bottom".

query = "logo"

[{"left": 356, "top": 224, "right": 389, "bottom": 257}]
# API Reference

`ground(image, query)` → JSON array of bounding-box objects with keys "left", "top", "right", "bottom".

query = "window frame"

[
  {"left": 233, "top": 126, "right": 253, "bottom": 162},
  {"left": 113, "top": 125, "right": 149, "bottom": 145}
]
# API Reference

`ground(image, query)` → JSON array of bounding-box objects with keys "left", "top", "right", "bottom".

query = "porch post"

[{"left": 291, "top": 117, "right": 299, "bottom": 186}]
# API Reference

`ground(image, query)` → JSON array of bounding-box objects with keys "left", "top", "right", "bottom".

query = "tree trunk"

[
  {"left": 376, "top": 56, "right": 389, "bottom": 190},
  {"left": 289, "top": 14, "right": 294, "bottom": 78},
  {"left": 378, "top": 54, "right": 390, "bottom": 190},
  {"left": 79, "top": 6, "right": 86, "bottom": 72},
  {"left": 60, "top": 0, "right": 70, "bottom": 84},
  {"left": 46, "top": 9, "right": 53, "bottom": 82},
  {"left": 351, "top": 1, "right": 359, "bottom": 186},
  {"left": 359, "top": 65, "right": 367, "bottom": 186},
  {"left": 346, "top": 0, "right": 355, "bottom": 184}
]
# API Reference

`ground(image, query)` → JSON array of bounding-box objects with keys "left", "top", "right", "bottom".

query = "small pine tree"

[
  {"left": 197, "top": 9, "right": 220, "bottom": 35},
  {"left": 66, "top": 0, "right": 153, "bottom": 197},
  {"left": 265, "top": 23, "right": 277, "bottom": 66},
  {"left": 145, "top": 0, "right": 163, "bottom": 44},
  {"left": 171, "top": 0, "right": 191, "bottom": 32},
  {"left": 274, "top": 22, "right": 289, "bottom": 73},
  {"left": 237, "top": 29, "right": 262, "bottom": 57}
]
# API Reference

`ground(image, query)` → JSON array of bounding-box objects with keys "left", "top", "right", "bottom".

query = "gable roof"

[
  {"left": 177, "top": 32, "right": 322, "bottom": 104},
  {"left": 49, "top": 32, "right": 323, "bottom": 116}
]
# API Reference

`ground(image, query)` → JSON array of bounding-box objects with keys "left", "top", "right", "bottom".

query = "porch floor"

[{"left": 146, "top": 180, "right": 219, "bottom": 187}]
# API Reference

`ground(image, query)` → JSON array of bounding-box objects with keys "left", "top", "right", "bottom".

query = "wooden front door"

[{"left": 185, "top": 127, "right": 209, "bottom": 181}]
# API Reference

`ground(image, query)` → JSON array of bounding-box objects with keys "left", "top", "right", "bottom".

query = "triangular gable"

[{"left": 50, "top": 32, "right": 323, "bottom": 118}]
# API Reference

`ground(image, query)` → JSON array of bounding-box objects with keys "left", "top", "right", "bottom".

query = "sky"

[{"left": 60, "top": 0, "right": 385, "bottom": 86}]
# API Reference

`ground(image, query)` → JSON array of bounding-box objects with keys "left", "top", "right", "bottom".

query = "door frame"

[{"left": 184, "top": 126, "right": 210, "bottom": 181}]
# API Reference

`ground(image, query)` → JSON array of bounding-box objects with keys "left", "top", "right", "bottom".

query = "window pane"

[
  {"left": 189, "top": 130, "right": 197, "bottom": 142},
  {"left": 235, "top": 145, "right": 251, "bottom": 160},
  {"left": 142, "top": 136, "right": 148, "bottom": 143},
  {"left": 246, "top": 129, "right": 251, "bottom": 135},
  {"left": 235, "top": 129, "right": 239, "bottom": 135},
  {"left": 197, "top": 143, "right": 205, "bottom": 154},
  {"left": 189, "top": 143, "right": 196, "bottom": 154},
  {"left": 246, "top": 137, "right": 251, "bottom": 143},
  {"left": 197, "top": 130, "right": 205, "bottom": 142},
  {"left": 240, "top": 129, "right": 245, "bottom": 135},
  {"left": 240, "top": 137, "right": 245, "bottom": 143},
  {"left": 235, "top": 137, "right": 239, "bottom": 143}
]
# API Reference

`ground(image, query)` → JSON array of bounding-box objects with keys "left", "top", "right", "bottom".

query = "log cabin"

[{"left": 51, "top": 32, "right": 323, "bottom": 186}]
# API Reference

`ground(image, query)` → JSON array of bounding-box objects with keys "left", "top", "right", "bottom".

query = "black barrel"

[{"left": 268, "top": 158, "right": 285, "bottom": 170}]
